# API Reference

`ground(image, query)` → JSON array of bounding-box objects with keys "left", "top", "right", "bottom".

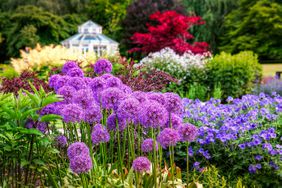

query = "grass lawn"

[{"left": 262, "top": 63, "right": 282, "bottom": 77}]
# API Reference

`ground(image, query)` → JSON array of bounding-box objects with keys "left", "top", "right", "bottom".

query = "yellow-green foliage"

[
  {"left": 11, "top": 44, "right": 120, "bottom": 74},
  {"left": 207, "top": 51, "right": 262, "bottom": 99}
]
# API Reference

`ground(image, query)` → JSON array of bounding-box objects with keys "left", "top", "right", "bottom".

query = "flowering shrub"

[
  {"left": 182, "top": 94, "right": 282, "bottom": 186},
  {"left": 129, "top": 10, "right": 209, "bottom": 55},
  {"left": 135, "top": 47, "right": 211, "bottom": 79}
]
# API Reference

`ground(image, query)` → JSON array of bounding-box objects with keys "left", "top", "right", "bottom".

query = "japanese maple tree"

[{"left": 129, "top": 10, "right": 209, "bottom": 55}]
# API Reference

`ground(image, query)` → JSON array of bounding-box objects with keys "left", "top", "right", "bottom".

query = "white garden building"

[{"left": 61, "top": 20, "right": 119, "bottom": 55}]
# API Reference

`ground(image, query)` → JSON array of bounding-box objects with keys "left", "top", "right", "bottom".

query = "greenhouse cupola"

[{"left": 61, "top": 20, "right": 118, "bottom": 55}]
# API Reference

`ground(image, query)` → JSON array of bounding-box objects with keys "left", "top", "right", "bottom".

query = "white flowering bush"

[{"left": 135, "top": 48, "right": 211, "bottom": 79}]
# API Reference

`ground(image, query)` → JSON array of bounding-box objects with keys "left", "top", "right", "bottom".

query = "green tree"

[
  {"left": 4, "top": 5, "right": 82, "bottom": 57},
  {"left": 219, "top": 0, "right": 282, "bottom": 60},
  {"left": 183, "top": 0, "right": 237, "bottom": 53}
]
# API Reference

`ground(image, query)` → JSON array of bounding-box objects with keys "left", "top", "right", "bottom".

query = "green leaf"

[
  {"left": 40, "top": 114, "right": 62, "bottom": 122},
  {"left": 17, "top": 127, "right": 43, "bottom": 136}
]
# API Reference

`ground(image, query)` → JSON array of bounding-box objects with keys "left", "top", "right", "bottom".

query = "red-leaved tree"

[{"left": 129, "top": 10, "right": 209, "bottom": 55}]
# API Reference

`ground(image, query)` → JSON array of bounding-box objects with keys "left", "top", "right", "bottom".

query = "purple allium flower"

[
  {"left": 117, "top": 97, "right": 140, "bottom": 121},
  {"left": 147, "top": 92, "right": 167, "bottom": 106},
  {"left": 106, "top": 114, "right": 127, "bottom": 131},
  {"left": 62, "top": 61, "right": 79, "bottom": 74},
  {"left": 49, "top": 74, "right": 60, "bottom": 88},
  {"left": 165, "top": 113, "right": 182, "bottom": 129},
  {"left": 57, "top": 86, "right": 76, "bottom": 102},
  {"left": 37, "top": 122, "right": 48, "bottom": 133},
  {"left": 72, "top": 89, "right": 94, "bottom": 109},
  {"left": 157, "top": 128, "right": 180, "bottom": 149},
  {"left": 84, "top": 104, "right": 102, "bottom": 124},
  {"left": 255, "top": 155, "right": 263, "bottom": 161},
  {"left": 61, "top": 104, "right": 84, "bottom": 123},
  {"left": 54, "top": 76, "right": 69, "bottom": 91},
  {"left": 178, "top": 123, "right": 198, "bottom": 142},
  {"left": 131, "top": 92, "right": 148, "bottom": 104},
  {"left": 93, "top": 59, "right": 112, "bottom": 74},
  {"left": 141, "top": 138, "right": 158, "bottom": 153},
  {"left": 91, "top": 124, "right": 110, "bottom": 145},
  {"left": 89, "top": 77, "right": 106, "bottom": 92},
  {"left": 66, "top": 67, "right": 84, "bottom": 77},
  {"left": 120, "top": 84, "right": 133, "bottom": 94},
  {"left": 67, "top": 142, "right": 90, "bottom": 159},
  {"left": 56, "top": 135, "right": 67, "bottom": 147},
  {"left": 40, "top": 104, "right": 57, "bottom": 115},
  {"left": 100, "top": 87, "right": 125, "bottom": 109},
  {"left": 164, "top": 93, "right": 183, "bottom": 115},
  {"left": 139, "top": 101, "right": 168, "bottom": 128},
  {"left": 70, "top": 154, "right": 92, "bottom": 174},
  {"left": 100, "top": 73, "right": 114, "bottom": 80},
  {"left": 106, "top": 77, "right": 122, "bottom": 88},
  {"left": 132, "top": 156, "right": 151, "bottom": 173},
  {"left": 83, "top": 77, "right": 93, "bottom": 84},
  {"left": 66, "top": 77, "right": 87, "bottom": 91}
]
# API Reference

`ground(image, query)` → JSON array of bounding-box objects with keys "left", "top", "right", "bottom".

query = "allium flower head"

[
  {"left": 61, "top": 104, "right": 84, "bottom": 123},
  {"left": 54, "top": 76, "right": 69, "bottom": 91},
  {"left": 141, "top": 138, "right": 158, "bottom": 153},
  {"left": 148, "top": 92, "right": 167, "bottom": 106},
  {"left": 164, "top": 93, "right": 183, "bottom": 114},
  {"left": 101, "top": 87, "right": 125, "bottom": 109},
  {"left": 91, "top": 124, "right": 110, "bottom": 145},
  {"left": 165, "top": 113, "right": 182, "bottom": 129},
  {"left": 107, "top": 114, "right": 127, "bottom": 131},
  {"left": 100, "top": 73, "right": 114, "bottom": 80},
  {"left": 132, "top": 156, "right": 151, "bottom": 173},
  {"left": 130, "top": 91, "right": 148, "bottom": 103},
  {"left": 120, "top": 84, "right": 133, "bottom": 94},
  {"left": 56, "top": 135, "right": 67, "bottom": 147},
  {"left": 62, "top": 61, "right": 79, "bottom": 74},
  {"left": 66, "top": 77, "right": 87, "bottom": 90},
  {"left": 106, "top": 76, "right": 122, "bottom": 88},
  {"left": 49, "top": 74, "right": 60, "bottom": 89},
  {"left": 70, "top": 154, "right": 92, "bottom": 174},
  {"left": 178, "top": 123, "right": 198, "bottom": 142},
  {"left": 89, "top": 77, "right": 106, "bottom": 92},
  {"left": 117, "top": 97, "right": 140, "bottom": 121},
  {"left": 157, "top": 128, "right": 180, "bottom": 149},
  {"left": 72, "top": 89, "right": 94, "bottom": 109},
  {"left": 93, "top": 59, "right": 112, "bottom": 74},
  {"left": 40, "top": 104, "right": 57, "bottom": 115},
  {"left": 84, "top": 104, "right": 102, "bottom": 124},
  {"left": 67, "top": 142, "right": 90, "bottom": 159},
  {"left": 139, "top": 101, "right": 168, "bottom": 128},
  {"left": 37, "top": 122, "right": 48, "bottom": 134},
  {"left": 58, "top": 86, "right": 76, "bottom": 102},
  {"left": 66, "top": 67, "right": 84, "bottom": 77}
]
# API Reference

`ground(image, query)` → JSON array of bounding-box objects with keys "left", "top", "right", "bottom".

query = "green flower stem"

[{"left": 186, "top": 142, "right": 190, "bottom": 186}]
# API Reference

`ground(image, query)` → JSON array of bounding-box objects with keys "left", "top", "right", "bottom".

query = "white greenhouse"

[{"left": 61, "top": 20, "right": 119, "bottom": 55}]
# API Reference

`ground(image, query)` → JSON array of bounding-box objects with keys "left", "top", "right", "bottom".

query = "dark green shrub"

[{"left": 206, "top": 51, "right": 262, "bottom": 99}]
